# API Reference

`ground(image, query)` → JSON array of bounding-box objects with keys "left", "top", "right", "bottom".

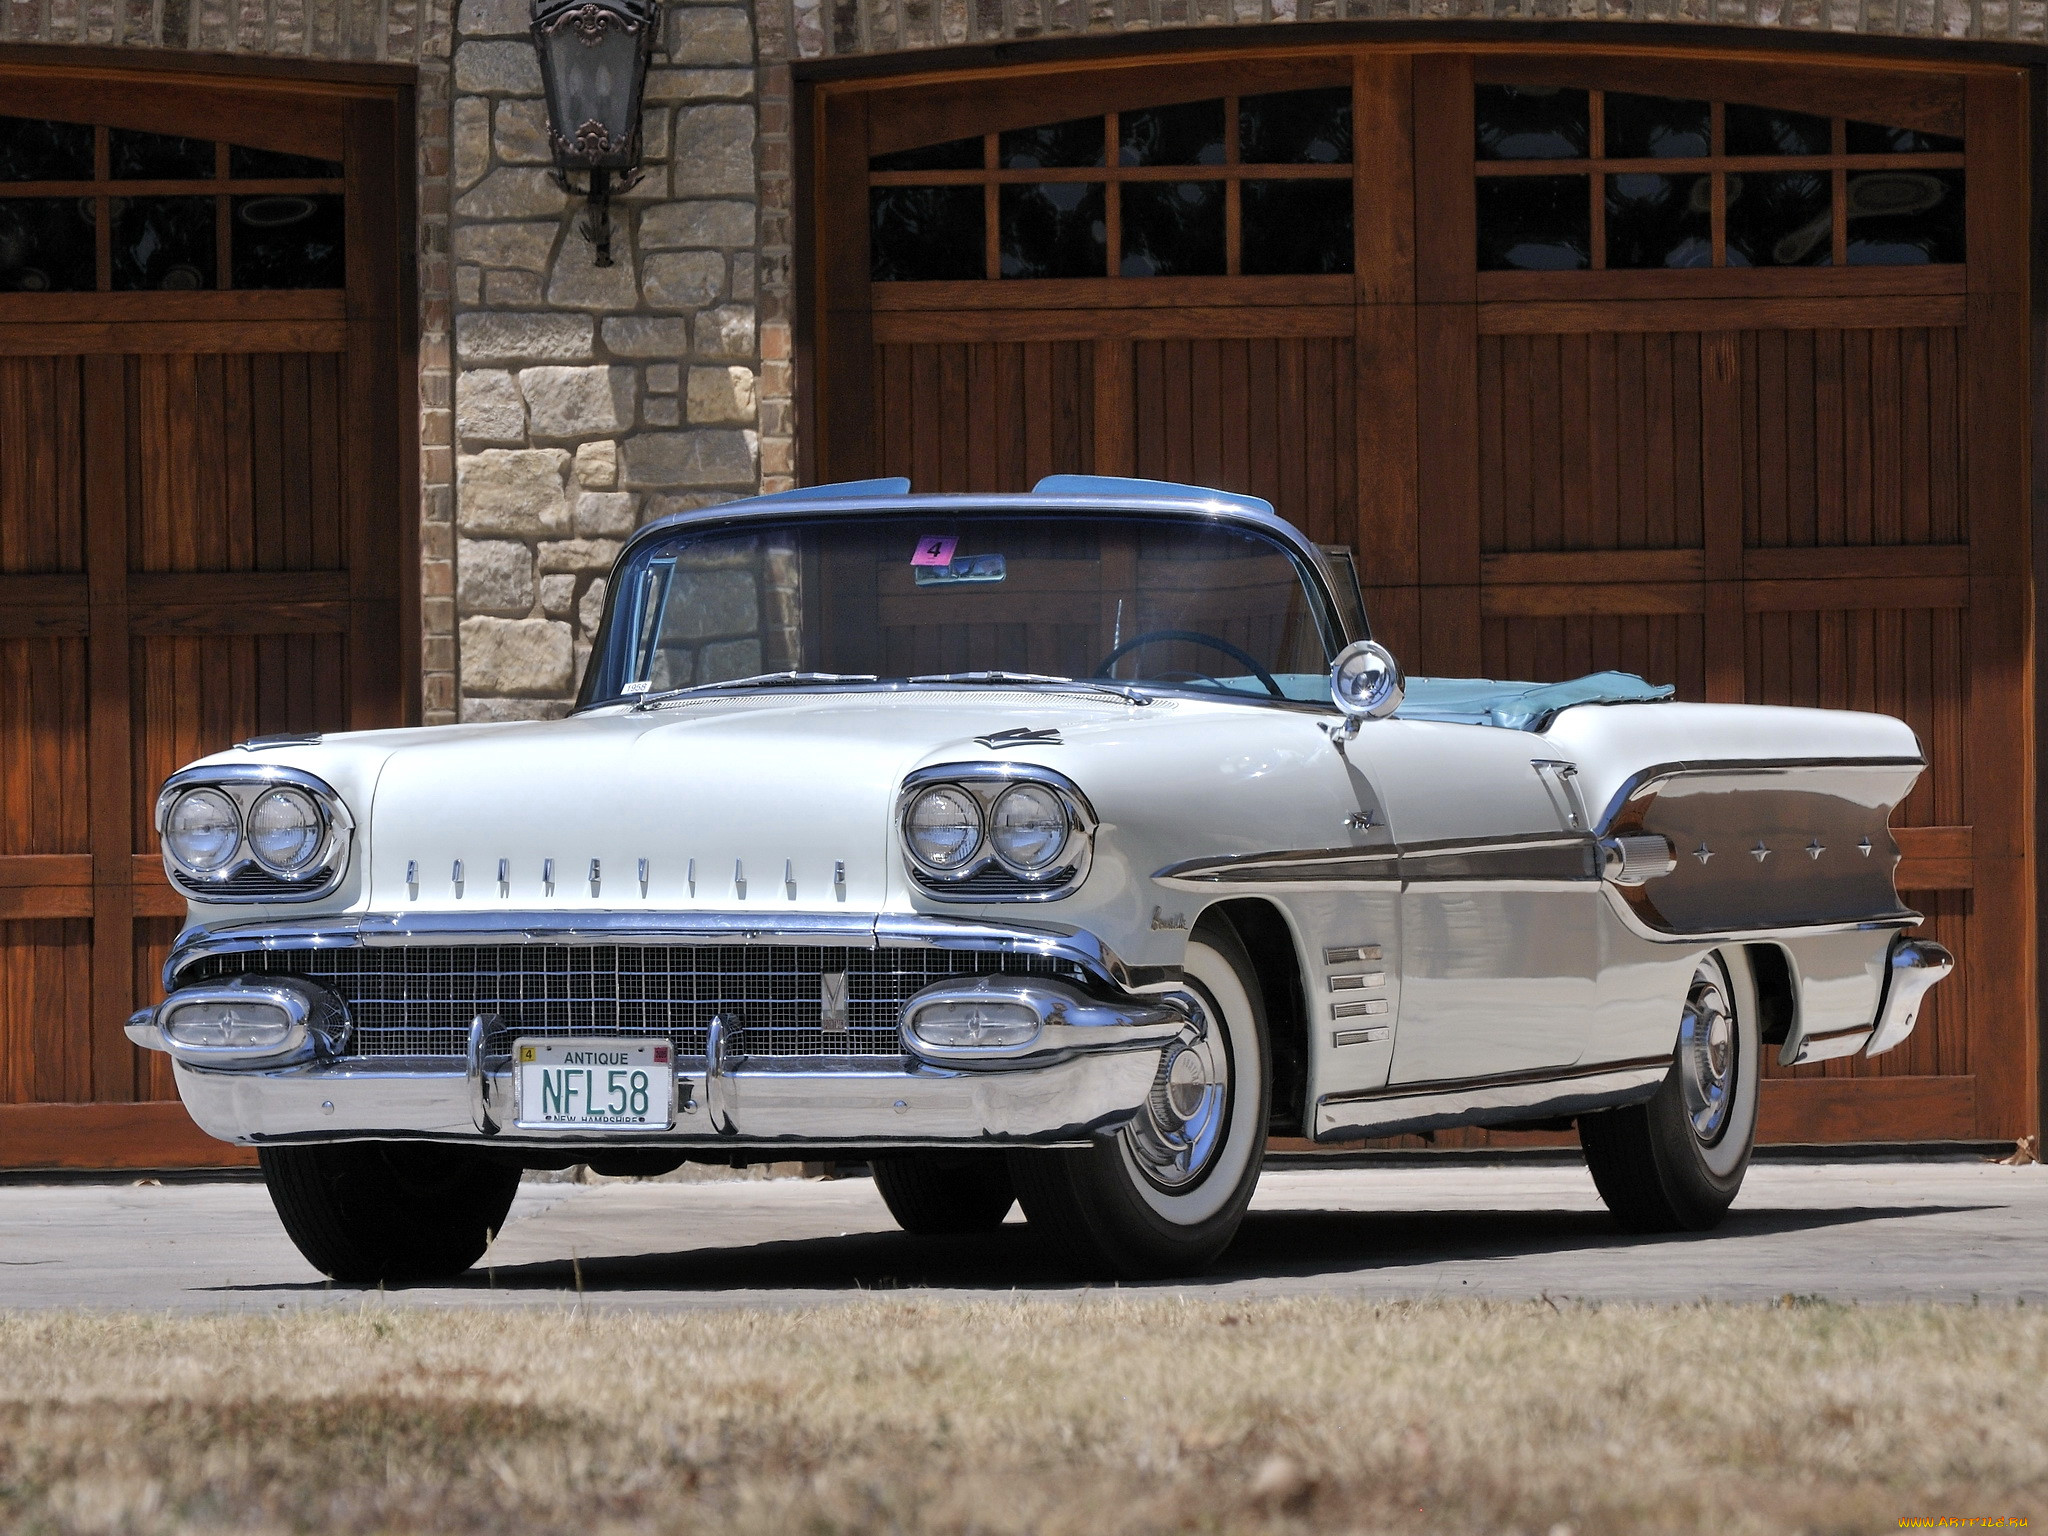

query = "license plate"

[{"left": 513, "top": 1038, "right": 675, "bottom": 1130}]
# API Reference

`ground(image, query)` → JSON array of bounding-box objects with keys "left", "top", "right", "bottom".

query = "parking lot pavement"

[{"left": 2, "top": 1157, "right": 2043, "bottom": 1312}]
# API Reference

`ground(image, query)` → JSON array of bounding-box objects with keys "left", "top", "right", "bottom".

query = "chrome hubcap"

[
  {"left": 1679, "top": 959, "right": 1738, "bottom": 1146},
  {"left": 1128, "top": 1030, "right": 1230, "bottom": 1189}
]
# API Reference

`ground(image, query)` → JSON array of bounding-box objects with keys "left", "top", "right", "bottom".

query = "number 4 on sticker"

[{"left": 911, "top": 535, "right": 957, "bottom": 567}]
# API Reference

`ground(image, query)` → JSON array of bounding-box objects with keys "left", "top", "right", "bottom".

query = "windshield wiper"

[
  {"left": 907, "top": 670, "right": 1150, "bottom": 705},
  {"left": 630, "top": 671, "right": 878, "bottom": 710}
]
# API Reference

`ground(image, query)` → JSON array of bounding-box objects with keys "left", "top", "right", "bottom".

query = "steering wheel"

[{"left": 1093, "top": 628, "right": 1286, "bottom": 700}]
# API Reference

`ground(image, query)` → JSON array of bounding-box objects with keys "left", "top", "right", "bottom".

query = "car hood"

[{"left": 336, "top": 688, "right": 1163, "bottom": 914}]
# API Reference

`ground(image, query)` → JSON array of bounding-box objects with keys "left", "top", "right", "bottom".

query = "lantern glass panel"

[{"left": 534, "top": 2, "right": 651, "bottom": 172}]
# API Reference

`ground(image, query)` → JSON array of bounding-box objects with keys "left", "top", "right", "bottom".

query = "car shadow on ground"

[{"left": 210, "top": 1200, "right": 1987, "bottom": 1295}]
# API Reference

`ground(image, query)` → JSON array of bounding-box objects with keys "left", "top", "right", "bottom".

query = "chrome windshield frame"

[{"left": 574, "top": 491, "right": 1353, "bottom": 713}]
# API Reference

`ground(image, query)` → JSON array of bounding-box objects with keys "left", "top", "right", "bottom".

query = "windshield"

[{"left": 578, "top": 511, "right": 1339, "bottom": 709}]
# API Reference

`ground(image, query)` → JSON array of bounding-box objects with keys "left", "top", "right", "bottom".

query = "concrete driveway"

[{"left": 2, "top": 1156, "right": 2043, "bottom": 1311}]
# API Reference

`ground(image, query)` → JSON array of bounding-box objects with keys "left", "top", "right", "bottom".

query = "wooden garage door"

[
  {"left": 808, "top": 44, "right": 2033, "bottom": 1145},
  {"left": 0, "top": 68, "right": 414, "bottom": 1170}
]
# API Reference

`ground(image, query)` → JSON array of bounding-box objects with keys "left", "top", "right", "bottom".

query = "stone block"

[
  {"left": 494, "top": 98, "right": 553, "bottom": 165},
  {"left": 687, "top": 364, "right": 757, "bottom": 424},
  {"left": 458, "top": 539, "right": 536, "bottom": 615},
  {"left": 453, "top": 221, "right": 558, "bottom": 271},
  {"left": 601, "top": 317, "right": 691, "bottom": 357},
  {"left": 644, "top": 69, "right": 756, "bottom": 102},
  {"left": 483, "top": 270, "right": 545, "bottom": 307},
  {"left": 644, "top": 397, "right": 681, "bottom": 426},
  {"left": 668, "top": 5, "right": 753, "bottom": 61},
  {"left": 545, "top": 250, "right": 641, "bottom": 311},
  {"left": 574, "top": 440, "right": 618, "bottom": 488},
  {"left": 539, "top": 573, "right": 576, "bottom": 617},
  {"left": 663, "top": 567, "right": 758, "bottom": 639},
  {"left": 455, "top": 168, "right": 569, "bottom": 220},
  {"left": 456, "top": 0, "right": 527, "bottom": 34},
  {"left": 537, "top": 538, "right": 623, "bottom": 573},
  {"left": 456, "top": 265, "right": 482, "bottom": 303},
  {"left": 460, "top": 696, "right": 574, "bottom": 723},
  {"left": 579, "top": 577, "right": 609, "bottom": 635},
  {"left": 454, "top": 40, "right": 542, "bottom": 94},
  {"left": 646, "top": 363, "right": 679, "bottom": 393},
  {"left": 457, "top": 448, "right": 574, "bottom": 536},
  {"left": 671, "top": 106, "right": 757, "bottom": 198},
  {"left": 639, "top": 200, "right": 755, "bottom": 250},
  {"left": 460, "top": 616, "right": 574, "bottom": 696},
  {"left": 621, "top": 430, "right": 756, "bottom": 488},
  {"left": 521, "top": 365, "right": 638, "bottom": 438},
  {"left": 575, "top": 491, "right": 639, "bottom": 536},
  {"left": 694, "top": 305, "right": 756, "bottom": 360},
  {"left": 457, "top": 312, "right": 593, "bottom": 364},
  {"left": 455, "top": 369, "right": 526, "bottom": 443},
  {"left": 453, "top": 96, "right": 490, "bottom": 190},
  {"left": 643, "top": 251, "right": 724, "bottom": 310}
]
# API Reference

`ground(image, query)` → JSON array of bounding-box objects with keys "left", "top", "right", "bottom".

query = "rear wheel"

[
  {"left": 259, "top": 1141, "right": 521, "bottom": 1283},
  {"left": 1580, "top": 949, "right": 1761, "bottom": 1233},
  {"left": 1010, "top": 922, "right": 1269, "bottom": 1279},
  {"left": 871, "top": 1153, "right": 1017, "bottom": 1234}
]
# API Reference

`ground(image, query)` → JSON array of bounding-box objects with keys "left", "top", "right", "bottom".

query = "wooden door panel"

[
  {"left": 128, "top": 352, "right": 347, "bottom": 575},
  {"left": 0, "top": 918, "right": 93, "bottom": 1105},
  {"left": 874, "top": 340, "right": 1094, "bottom": 491},
  {"left": 0, "top": 357, "right": 83, "bottom": 575},
  {"left": 0, "top": 638, "right": 89, "bottom": 856},
  {"left": 1739, "top": 327, "right": 1965, "bottom": 549},
  {"left": 1479, "top": 331, "right": 1704, "bottom": 553},
  {"left": 131, "top": 916, "right": 183, "bottom": 1102}
]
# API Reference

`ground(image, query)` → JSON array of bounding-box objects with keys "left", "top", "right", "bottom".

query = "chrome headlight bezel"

[
  {"left": 896, "top": 763, "right": 1095, "bottom": 902},
  {"left": 154, "top": 766, "right": 354, "bottom": 903}
]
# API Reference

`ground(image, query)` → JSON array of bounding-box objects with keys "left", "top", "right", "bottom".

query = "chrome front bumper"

[{"left": 166, "top": 1046, "right": 1174, "bottom": 1149}]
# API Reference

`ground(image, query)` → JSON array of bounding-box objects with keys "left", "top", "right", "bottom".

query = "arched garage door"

[
  {"left": 0, "top": 63, "right": 414, "bottom": 1169},
  {"left": 805, "top": 44, "right": 2032, "bottom": 1146}
]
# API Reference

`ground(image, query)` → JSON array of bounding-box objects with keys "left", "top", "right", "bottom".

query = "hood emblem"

[{"left": 975, "top": 726, "right": 1062, "bottom": 749}]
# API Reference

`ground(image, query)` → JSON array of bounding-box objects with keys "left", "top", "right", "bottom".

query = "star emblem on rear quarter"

[
  {"left": 1751, "top": 841, "right": 1771, "bottom": 862},
  {"left": 1806, "top": 838, "right": 1826, "bottom": 860},
  {"left": 1693, "top": 843, "right": 1713, "bottom": 865},
  {"left": 1858, "top": 837, "right": 1874, "bottom": 857}
]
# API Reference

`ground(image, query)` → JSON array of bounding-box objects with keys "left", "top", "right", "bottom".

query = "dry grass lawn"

[{"left": 0, "top": 1297, "right": 2041, "bottom": 1535}]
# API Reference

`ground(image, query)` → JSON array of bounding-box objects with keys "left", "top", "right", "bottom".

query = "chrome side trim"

[
  {"left": 1154, "top": 848, "right": 1400, "bottom": 885},
  {"left": 1864, "top": 936, "right": 1955, "bottom": 1058},
  {"left": 1315, "top": 1054, "right": 1672, "bottom": 1141},
  {"left": 1591, "top": 755, "right": 1926, "bottom": 838},
  {"left": 167, "top": 910, "right": 1174, "bottom": 997}
]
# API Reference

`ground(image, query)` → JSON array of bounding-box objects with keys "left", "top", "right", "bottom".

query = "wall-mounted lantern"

[{"left": 530, "top": 0, "right": 658, "bottom": 267}]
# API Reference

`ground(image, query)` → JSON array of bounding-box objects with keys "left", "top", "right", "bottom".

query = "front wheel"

[
  {"left": 259, "top": 1141, "right": 521, "bottom": 1283},
  {"left": 1009, "top": 923, "right": 1270, "bottom": 1279},
  {"left": 1580, "top": 948, "right": 1761, "bottom": 1233}
]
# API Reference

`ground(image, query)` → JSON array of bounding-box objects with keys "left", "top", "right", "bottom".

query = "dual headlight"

[
  {"left": 156, "top": 769, "right": 351, "bottom": 897},
  {"left": 899, "top": 768, "right": 1094, "bottom": 899}
]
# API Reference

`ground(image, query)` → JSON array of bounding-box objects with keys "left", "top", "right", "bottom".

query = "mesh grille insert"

[{"left": 183, "top": 944, "right": 1089, "bottom": 1059}]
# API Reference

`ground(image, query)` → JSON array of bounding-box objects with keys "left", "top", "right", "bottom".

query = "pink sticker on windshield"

[{"left": 911, "top": 535, "right": 958, "bottom": 567}]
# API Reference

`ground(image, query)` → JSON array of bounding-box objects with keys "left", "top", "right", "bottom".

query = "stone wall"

[{"left": 447, "top": 0, "right": 769, "bottom": 720}]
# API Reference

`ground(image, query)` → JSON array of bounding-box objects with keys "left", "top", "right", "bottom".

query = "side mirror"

[{"left": 1330, "top": 640, "right": 1404, "bottom": 729}]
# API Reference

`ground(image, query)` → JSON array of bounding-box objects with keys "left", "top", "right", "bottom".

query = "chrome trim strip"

[
  {"left": 1864, "top": 936, "right": 1954, "bottom": 1058},
  {"left": 1591, "top": 755, "right": 1926, "bottom": 838},
  {"left": 165, "top": 910, "right": 1167, "bottom": 996},
  {"left": 169, "top": 1046, "right": 1166, "bottom": 1149},
  {"left": 1315, "top": 1054, "right": 1673, "bottom": 1141},
  {"left": 1154, "top": 848, "right": 1400, "bottom": 885}
]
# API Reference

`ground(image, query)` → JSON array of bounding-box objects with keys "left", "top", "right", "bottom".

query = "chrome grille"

[
  {"left": 910, "top": 864, "right": 1079, "bottom": 900},
  {"left": 183, "top": 944, "right": 1089, "bottom": 1059},
  {"left": 173, "top": 863, "right": 334, "bottom": 901}
]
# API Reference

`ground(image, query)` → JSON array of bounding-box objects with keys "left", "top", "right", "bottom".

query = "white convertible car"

[{"left": 131, "top": 476, "right": 1951, "bottom": 1281}]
